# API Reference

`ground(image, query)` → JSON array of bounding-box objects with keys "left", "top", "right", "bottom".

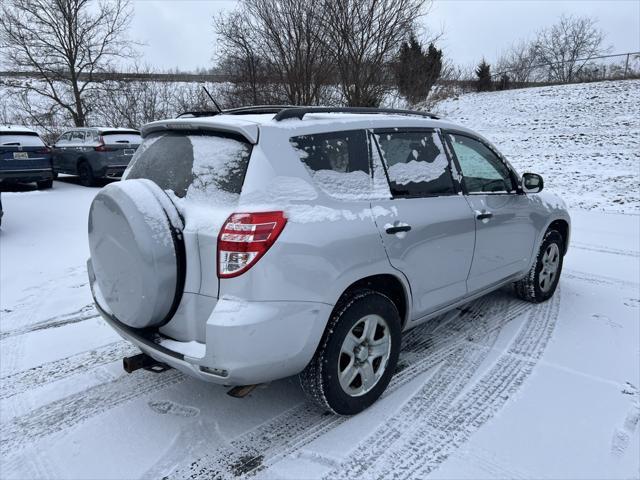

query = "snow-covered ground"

[
  {"left": 1, "top": 80, "right": 639, "bottom": 479},
  {"left": 436, "top": 79, "right": 640, "bottom": 213}
]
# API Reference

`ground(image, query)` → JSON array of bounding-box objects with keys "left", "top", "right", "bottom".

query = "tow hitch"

[{"left": 123, "top": 353, "right": 172, "bottom": 373}]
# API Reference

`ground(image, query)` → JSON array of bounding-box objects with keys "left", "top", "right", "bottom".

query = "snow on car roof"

[
  {"left": 143, "top": 111, "right": 473, "bottom": 144},
  {"left": 0, "top": 125, "right": 40, "bottom": 134}
]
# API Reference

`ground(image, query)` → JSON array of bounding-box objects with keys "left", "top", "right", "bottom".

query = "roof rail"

[
  {"left": 176, "top": 111, "right": 221, "bottom": 118},
  {"left": 224, "top": 105, "right": 296, "bottom": 115},
  {"left": 273, "top": 107, "right": 439, "bottom": 122}
]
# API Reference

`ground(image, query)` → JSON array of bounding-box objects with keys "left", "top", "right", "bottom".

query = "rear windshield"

[
  {"left": 0, "top": 133, "right": 45, "bottom": 147},
  {"left": 102, "top": 132, "right": 141, "bottom": 144},
  {"left": 124, "top": 131, "right": 252, "bottom": 201}
]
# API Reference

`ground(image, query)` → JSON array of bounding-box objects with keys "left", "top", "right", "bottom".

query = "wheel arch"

[
  {"left": 335, "top": 273, "right": 410, "bottom": 329},
  {"left": 547, "top": 219, "right": 570, "bottom": 255}
]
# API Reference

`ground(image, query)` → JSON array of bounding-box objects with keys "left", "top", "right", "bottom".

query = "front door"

[
  {"left": 445, "top": 132, "right": 538, "bottom": 293},
  {"left": 370, "top": 128, "right": 476, "bottom": 321}
]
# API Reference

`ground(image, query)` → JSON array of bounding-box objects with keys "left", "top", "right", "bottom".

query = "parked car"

[
  {"left": 0, "top": 125, "right": 53, "bottom": 189},
  {"left": 87, "top": 106, "right": 570, "bottom": 415},
  {"left": 52, "top": 127, "right": 141, "bottom": 186}
]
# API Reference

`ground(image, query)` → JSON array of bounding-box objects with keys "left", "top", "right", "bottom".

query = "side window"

[
  {"left": 447, "top": 134, "right": 515, "bottom": 193},
  {"left": 290, "top": 130, "right": 389, "bottom": 200},
  {"left": 57, "top": 133, "right": 71, "bottom": 145},
  {"left": 372, "top": 129, "right": 455, "bottom": 196},
  {"left": 85, "top": 131, "right": 99, "bottom": 143},
  {"left": 70, "top": 131, "right": 85, "bottom": 143}
]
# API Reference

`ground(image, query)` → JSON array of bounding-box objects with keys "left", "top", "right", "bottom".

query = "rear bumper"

[
  {"left": 0, "top": 168, "right": 53, "bottom": 183},
  {"left": 88, "top": 260, "right": 330, "bottom": 385},
  {"left": 93, "top": 164, "right": 128, "bottom": 179}
]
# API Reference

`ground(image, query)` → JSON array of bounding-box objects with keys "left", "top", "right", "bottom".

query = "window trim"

[
  {"left": 369, "top": 127, "right": 460, "bottom": 199},
  {"left": 443, "top": 130, "right": 521, "bottom": 196}
]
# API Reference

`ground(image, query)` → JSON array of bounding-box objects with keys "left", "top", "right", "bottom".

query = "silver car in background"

[
  {"left": 52, "top": 127, "right": 141, "bottom": 186},
  {"left": 87, "top": 107, "right": 570, "bottom": 415}
]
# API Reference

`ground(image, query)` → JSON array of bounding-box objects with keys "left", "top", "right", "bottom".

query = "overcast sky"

[{"left": 130, "top": 0, "right": 640, "bottom": 71}]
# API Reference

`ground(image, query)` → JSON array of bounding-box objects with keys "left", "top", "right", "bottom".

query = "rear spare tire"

[{"left": 88, "top": 179, "right": 184, "bottom": 329}]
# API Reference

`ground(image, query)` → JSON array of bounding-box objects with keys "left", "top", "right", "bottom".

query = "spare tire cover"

[{"left": 88, "top": 179, "right": 184, "bottom": 329}]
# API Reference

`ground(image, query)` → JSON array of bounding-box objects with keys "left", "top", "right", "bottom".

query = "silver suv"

[{"left": 87, "top": 107, "right": 570, "bottom": 415}]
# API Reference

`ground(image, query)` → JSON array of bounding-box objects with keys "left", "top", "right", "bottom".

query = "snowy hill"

[{"left": 435, "top": 80, "right": 640, "bottom": 213}]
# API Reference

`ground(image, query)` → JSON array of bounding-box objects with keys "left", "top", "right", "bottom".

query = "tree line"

[{"left": 0, "top": 0, "right": 624, "bottom": 135}]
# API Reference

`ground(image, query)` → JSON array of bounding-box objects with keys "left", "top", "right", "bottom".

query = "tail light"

[
  {"left": 36, "top": 146, "right": 51, "bottom": 154},
  {"left": 94, "top": 137, "right": 113, "bottom": 152},
  {"left": 217, "top": 211, "right": 287, "bottom": 278}
]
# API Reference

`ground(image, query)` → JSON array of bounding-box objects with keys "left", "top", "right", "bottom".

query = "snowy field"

[{"left": 1, "top": 80, "right": 639, "bottom": 479}]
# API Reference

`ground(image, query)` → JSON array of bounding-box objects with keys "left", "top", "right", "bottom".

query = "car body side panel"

[
  {"left": 373, "top": 196, "right": 476, "bottom": 321},
  {"left": 464, "top": 193, "right": 539, "bottom": 293}
]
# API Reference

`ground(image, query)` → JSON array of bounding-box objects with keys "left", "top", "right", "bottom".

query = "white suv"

[{"left": 87, "top": 106, "right": 570, "bottom": 414}]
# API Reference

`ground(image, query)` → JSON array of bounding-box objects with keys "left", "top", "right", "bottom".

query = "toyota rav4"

[{"left": 87, "top": 106, "right": 570, "bottom": 415}]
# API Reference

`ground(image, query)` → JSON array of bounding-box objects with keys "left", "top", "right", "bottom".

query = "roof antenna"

[{"left": 202, "top": 86, "right": 222, "bottom": 113}]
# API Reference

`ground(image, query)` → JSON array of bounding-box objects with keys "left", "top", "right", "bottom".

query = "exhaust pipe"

[{"left": 123, "top": 353, "right": 171, "bottom": 373}]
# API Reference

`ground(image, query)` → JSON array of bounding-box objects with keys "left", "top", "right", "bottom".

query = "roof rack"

[
  {"left": 273, "top": 107, "right": 439, "bottom": 122},
  {"left": 224, "top": 105, "right": 296, "bottom": 115},
  {"left": 176, "top": 106, "right": 440, "bottom": 121},
  {"left": 176, "top": 111, "right": 221, "bottom": 118}
]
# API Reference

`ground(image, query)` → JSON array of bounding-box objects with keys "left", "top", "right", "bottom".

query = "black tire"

[
  {"left": 52, "top": 171, "right": 59, "bottom": 180},
  {"left": 514, "top": 229, "right": 564, "bottom": 303},
  {"left": 78, "top": 161, "right": 97, "bottom": 187},
  {"left": 36, "top": 179, "right": 53, "bottom": 189},
  {"left": 299, "top": 289, "right": 402, "bottom": 415}
]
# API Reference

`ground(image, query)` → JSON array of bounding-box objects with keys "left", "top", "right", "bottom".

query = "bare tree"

[
  {"left": 215, "top": 0, "right": 335, "bottom": 106},
  {"left": 0, "top": 0, "right": 137, "bottom": 127},
  {"left": 496, "top": 40, "right": 539, "bottom": 83},
  {"left": 321, "top": 0, "right": 428, "bottom": 107},
  {"left": 533, "top": 14, "right": 607, "bottom": 83}
]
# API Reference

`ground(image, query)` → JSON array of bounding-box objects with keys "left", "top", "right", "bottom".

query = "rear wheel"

[
  {"left": 514, "top": 229, "right": 564, "bottom": 303},
  {"left": 36, "top": 179, "right": 53, "bottom": 189},
  {"left": 299, "top": 290, "right": 401, "bottom": 415},
  {"left": 78, "top": 161, "right": 96, "bottom": 187}
]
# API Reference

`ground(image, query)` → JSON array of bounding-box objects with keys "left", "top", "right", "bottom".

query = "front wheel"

[
  {"left": 299, "top": 290, "right": 401, "bottom": 415},
  {"left": 514, "top": 229, "right": 564, "bottom": 303}
]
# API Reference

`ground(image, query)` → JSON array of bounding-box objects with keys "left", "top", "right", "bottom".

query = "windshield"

[
  {"left": 124, "top": 131, "right": 252, "bottom": 202},
  {"left": 0, "top": 133, "right": 45, "bottom": 147}
]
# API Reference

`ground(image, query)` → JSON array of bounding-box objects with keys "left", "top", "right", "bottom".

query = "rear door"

[
  {"left": 444, "top": 131, "right": 537, "bottom": 293},
  {"left": 0, "top": 131, "right": 51, "bottom": 177},
  {"left": 370, "top": 128, "right": 476, "bottom": 321},
  {"left": 52, "top": 132, "right": 71, "bottom": 173}
]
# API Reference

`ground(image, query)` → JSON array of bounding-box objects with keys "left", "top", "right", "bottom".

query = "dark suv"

[
  {"left": 0, "top": 125, "right": 53, "bottom": 189},
  {"left": 52, "top": 127, "right": 141, "bottom": 186}
]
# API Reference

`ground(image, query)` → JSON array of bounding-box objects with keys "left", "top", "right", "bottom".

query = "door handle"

[
  {"left": 476, "top": 211, "right": 493, "bottom": 221},
  {"left": 385, "top": 225, "right": 412, "bottom": 234}
]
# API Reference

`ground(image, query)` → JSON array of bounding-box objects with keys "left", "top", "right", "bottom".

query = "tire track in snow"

[
  {"left": 163, "top": 292, "right": 532, "bottom": 480},
  {"left": 0, "top": 368, "right": 186, "bottom": 458},
  {"left": 571, "top": 242, "right": 640, "bottom": 258},
  {"left": 564, "top": 270, "right": 639, "bottom": 288},
  {"left": 0, "top": 304, "right": 99, "bottom": 340},
  {"left": 327, "top": 289, "right": 560, "bottom": 480},
  {"left": 0, "top": 340, "right": 137, "bottom": 400}
]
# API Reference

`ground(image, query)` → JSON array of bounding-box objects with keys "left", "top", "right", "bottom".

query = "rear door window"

[
  {"left": 124, "top": 131, "right": 252, "bottom": 202},
  {"left": 372, "top": 129, "right": 455, "bottom": 196},
  {"left": 0, "top": 133, "right": 45, "bottom": 147},
  {"left": 290, "top": 130, "right": 389, "bottom": 200}
]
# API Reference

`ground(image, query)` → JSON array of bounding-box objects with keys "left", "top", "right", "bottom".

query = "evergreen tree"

[
  {"left": 395, "top": 34, "right": 443, "bottom": 104},
  {"left": 475, "top": 59, "right": 493, "bottom": 92}
]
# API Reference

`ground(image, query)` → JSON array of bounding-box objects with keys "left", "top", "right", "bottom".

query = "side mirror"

[{"left": 522, "top": 172, "right": 543, "bottom": 193}]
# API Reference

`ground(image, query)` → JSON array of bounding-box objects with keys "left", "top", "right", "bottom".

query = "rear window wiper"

[
  {"left": 115, "top": 140, "right": 130, "bottom": 143},
  {"left": 1, "top": 142, "right": 21, "bottom": 146}
]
